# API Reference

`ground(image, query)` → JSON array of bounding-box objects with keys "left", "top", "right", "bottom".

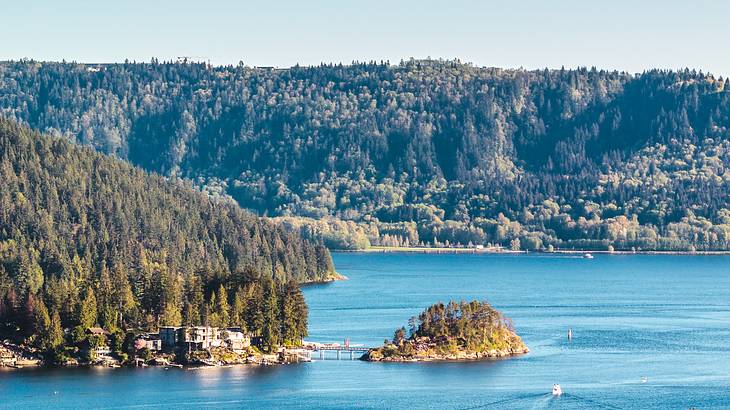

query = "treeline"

[
  {"left": 397, "top": 300, "right": 515, "bottom": 346},
  {"left": 202, "top": 276, "right": 308, "bottom": 350},
  {"left": 3, "top": 59, "right": 730, "bottom": 250},
  {"left": 0, "top": 119, "right": 331, "bottom": 359}
]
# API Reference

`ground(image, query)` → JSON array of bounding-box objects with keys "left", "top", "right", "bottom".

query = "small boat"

[
  {"left": 583, "top": 253, "right": 594, "bottom": 259},
  {"left": 567, "top": 329, "right": 573, "bottom": 341},
  {"left": 552, "top": 384, "right": 563, "bottom": 396}
]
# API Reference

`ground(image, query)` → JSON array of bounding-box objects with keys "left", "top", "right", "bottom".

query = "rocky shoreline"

[
  {"left": 0, "top": 342, "right": 41, "bottom": 369},
  {"left": 302, "top": 271, "right": 349, "bottom": 285},
  {"left": 362, "top": 345, "right": 529, "bottom": 362},
  {"left": 0, "top": 340, "right": 309, "bottom": 370}
]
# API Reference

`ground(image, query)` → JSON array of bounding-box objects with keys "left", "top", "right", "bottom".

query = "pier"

[{"left": 301, "top": 341, "right": 373, "bottom": 360}]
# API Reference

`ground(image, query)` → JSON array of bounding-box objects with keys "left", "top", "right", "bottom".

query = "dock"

[{"left": 301, "top": 342, "right": 373, "bottom": 360}]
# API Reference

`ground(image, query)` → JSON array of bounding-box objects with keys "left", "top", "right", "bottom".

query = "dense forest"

[
  {"left": 3, "top": 59, "right": 730, "bottom": 250},
  {"left": 0, "top": 118, "right": 333, "bottom": 360}
]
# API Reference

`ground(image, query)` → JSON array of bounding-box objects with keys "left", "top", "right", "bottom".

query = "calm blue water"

[{"left": 3, "top": 253, "right": 730, "bottom": 409}]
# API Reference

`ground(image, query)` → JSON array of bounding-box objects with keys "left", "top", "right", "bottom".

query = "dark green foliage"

[
  {"left": 411, "top": 301, "right": 513, "bottom": 344},
  {"left": 3, "top": 60, "right": 730, "bottom": 250},
  {"left": 409, "top": 300, "right": 523, "bottom": 353},
  {"left": 376, "top": 300, "right": 527, "bottom": 360},
  {"left": 0, "top": 119, "right": 327, "bottom": 352},
  {"left": 261, "top": 277, "right": 280, "bottom": 351},
  {"left": 279, "top": 280, "right": 308, "bottom": 347}
]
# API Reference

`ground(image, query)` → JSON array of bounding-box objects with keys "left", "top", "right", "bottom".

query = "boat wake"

[{"left": 459, "top": 391, "right": 623, "bottom": 409}]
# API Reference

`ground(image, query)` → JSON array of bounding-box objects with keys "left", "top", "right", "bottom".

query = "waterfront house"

[
  {"left": 158, "top": 326, "right": 247, "bottom": 352},
  {"left": 93, "top": 345, "right": 113, "bottom": 359},
  {"left": 82, "top": 327, "right": 113, "bottom": 360},
  {"left": 250, "top": 335, "right": 266, "bottom": 349},
  {"left": 158, "top": 326, "right": 181, "bottom": 349},
  {"left": 222, "top": 328, "right": 251, "bottom": 352},
  {"left": 80, "top": 339, "right": 112, "bottom": 361},
  {"left": 134, "top": 334, "right": 162, "bottom": 351},
  {"left": 181, "top": 326, "right": 222, "bottom": 351},
  {"left": 85, "top": 327, "right": 110, "bottom": 337}
]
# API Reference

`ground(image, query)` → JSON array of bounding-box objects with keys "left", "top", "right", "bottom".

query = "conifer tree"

[
  {"left": 280, "top": 280, "right": 307, "bottom": 346},
  {"left": 78, "top": 289, "right": 98, "bottom": 329},
  {"left": 215, "top": 285, "right": 230, "bottom": 328},
  {"left": 48, "top": 309, "right": 64, "bottom": 350},
  {"left": 33, "top": 299, "right": 51, "bottom": 349},
  {"left": 231, "top": 286, "right": 246, "bottom": 330},
  {"left": 245, "top": 282, "right": 265, "bottom": 335},
  {"left": 261, "top": 277, "right": 280, "bottom": 351}
]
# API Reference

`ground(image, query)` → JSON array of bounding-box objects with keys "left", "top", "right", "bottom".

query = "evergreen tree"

[
  {"left": 280, "top": 280, "right": 307, "bottom": 346},
  {"left": 182, "top": 275, "right": 204, "bottom": 326},
  {"left": 20, "top": 293, "right": 38, "bottom": 338},
  {"left": 231, "top": 286, "right": 247, "bottom": 330},
  {"left": 78, "top": 289, "right": 98, "bottom": 329},
  {"left": 215, "top": 285, "right": 230, "bottom": 328},
  {"left": 48, "top": 309, "right": 64, "bottom": 350},
  {"left": 245, "top": 282, "right": 265, "bottom": 335},
  {"left": 261, "top": 277, "right": 280, "bottom": 351},
  {"left": 33, "top": 299, "right": 51, "bottom": 349}
]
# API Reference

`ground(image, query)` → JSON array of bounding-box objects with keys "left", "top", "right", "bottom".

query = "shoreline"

[
  {"left": 333, "top": 246, "right": 730, "bottom": 256},
  {"left": 0, "top": 352, "right": 309, "bottom": 371},
  {"left": 302, "top": 272, "right": 348, "bottom": 286},
  {"left": 0, "top": 361, "right": 296, "bottom": 372},
  {"left": 362, "top": 348, "right": 530, "bottom": 363}
]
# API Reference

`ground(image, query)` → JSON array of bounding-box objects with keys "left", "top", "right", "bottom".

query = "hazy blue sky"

[{"left": 4, "top": 0, "right": 729, "bottom": 74}]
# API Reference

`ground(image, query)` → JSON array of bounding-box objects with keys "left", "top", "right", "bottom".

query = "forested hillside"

[
  {"left": 0, "top": 118, "right": 334, "bottom": 357},
  {"left": 3, "top": 59, "right": 730, "bottom": 250}
]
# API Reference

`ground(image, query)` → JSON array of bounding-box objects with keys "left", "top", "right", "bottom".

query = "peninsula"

[
  {"left": 363, "top": 300, "right": 528, "bottom": 362},
  {"left": 0, "top": 119, "right": 332, "bottom": 368}
]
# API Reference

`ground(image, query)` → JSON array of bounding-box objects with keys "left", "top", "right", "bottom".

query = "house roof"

[
  {"left": 86, "top": 327, "right": 110, "bottom": 335},
  {"left": 135, "top": 334, "right": 161, "bottom": 341}
]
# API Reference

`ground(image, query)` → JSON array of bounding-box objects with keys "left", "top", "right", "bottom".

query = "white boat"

[
  {"left": 583, "top": 253, "right": 594, "bottom": 259},
  {"left": 552, "top": 384, "right": 563, "bottom": 396}
]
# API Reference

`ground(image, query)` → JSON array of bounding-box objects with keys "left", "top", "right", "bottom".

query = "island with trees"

[
  {"left": 362, "top": 300, "right": 528, "bottom": 362},
  {"left": 0, "top": 118, "right": 336, "bottom": 367}
]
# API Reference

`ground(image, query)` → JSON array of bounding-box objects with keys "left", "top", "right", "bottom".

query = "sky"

[{"left": 3, "top": 0, "right": 730, "bottom": 75}]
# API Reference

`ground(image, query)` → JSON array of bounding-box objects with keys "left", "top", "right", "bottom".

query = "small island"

[{"left": 362, "top": 300, "right": 528, "bottom": 362}]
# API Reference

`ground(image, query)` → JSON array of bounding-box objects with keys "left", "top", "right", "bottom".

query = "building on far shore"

[
  {"left": 159, "top": 326, "right": 180, "bottom": 349},
  {"left": 85, "top": 327, "right": 111, "bottom": 338},
  {"left": 222, "top": 328, "right": 251, "bottom": 352},
  {"left": 82, "top": 327, "right": 113, "bottom": 361},
  {"left": 182, "top": 326, "right": 222, "bottom": 351},
  {"left": 158, "top": 326, "right": 252, "bottom": 352},
  {"left": 134, "top": 334, "right": 162, "bottom": 351}
]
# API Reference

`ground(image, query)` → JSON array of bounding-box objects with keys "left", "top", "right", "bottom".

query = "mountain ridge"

[{"left": 2, "top": 59, "right": 730, "bottom": 250}]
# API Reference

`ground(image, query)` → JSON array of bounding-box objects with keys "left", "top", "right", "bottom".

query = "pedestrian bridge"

[{"left": 302, "top": 344, "right": 373, "bottom": 360}]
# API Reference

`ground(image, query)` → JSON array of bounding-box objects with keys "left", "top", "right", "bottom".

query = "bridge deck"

[{"left": 310, "top": 346, "right": 372, "bottom": 352}]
